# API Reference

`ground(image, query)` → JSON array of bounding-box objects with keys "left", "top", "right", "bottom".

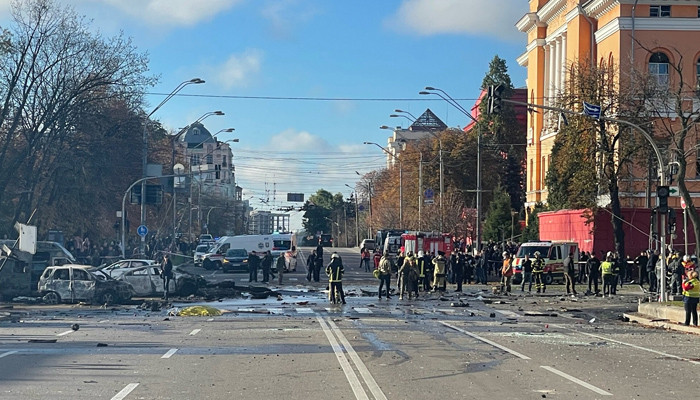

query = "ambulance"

[{"left": 512, "top": 241, "right": 578, "bottom": 285}]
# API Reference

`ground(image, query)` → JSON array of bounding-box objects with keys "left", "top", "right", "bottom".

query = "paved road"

[{"left": 0, "top": 246, "right": 696, "bottom": 399}]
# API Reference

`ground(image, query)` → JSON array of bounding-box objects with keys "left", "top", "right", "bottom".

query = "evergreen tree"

[
  {"left": 521, "top": 203, "right": 547, "bottom": 242},
  {"left": 483, "top": 185, "right": 519, "bottom": 242}
]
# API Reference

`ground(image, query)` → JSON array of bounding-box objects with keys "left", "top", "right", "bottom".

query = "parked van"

[{"left": 512, "top": 241, "right": 579, "bottom": 285}]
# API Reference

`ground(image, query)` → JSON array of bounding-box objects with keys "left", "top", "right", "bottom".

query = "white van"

[
  {"left": 197, "top": 233, "right": 296, "bottom": 270},
  {"left": 512, "top": 241, "right": 579, "bottom": 285}
]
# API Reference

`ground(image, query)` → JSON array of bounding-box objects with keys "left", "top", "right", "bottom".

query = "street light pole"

[
  {"left": 345, "top": 184, "right": 360, "bottom": 247},
  {"left": 363, "top": 141, "right": 402, "bottom": 229},
  {"left": 141, "top": 78, "right": 204, "bottom": 255}
]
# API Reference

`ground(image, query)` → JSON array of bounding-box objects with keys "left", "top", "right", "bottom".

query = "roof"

[
  {"left": 410, "top": 109, "right": 447, "bottom": 132},
  {"left": 182, "top": 122, "right": 215, "bottom": 148}
]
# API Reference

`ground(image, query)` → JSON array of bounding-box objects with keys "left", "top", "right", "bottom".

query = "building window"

[
  {"left": 650, "top": 5, "right": 671, "bottom": 17},
  {"left": 190, "top": 154, "right": 200, "bottom": 165},
  {"left": 696, "top": 57, "right": 700, "bottom": 91},
  {"left": 206, "top": 154, "right": 213, "bottom": 164},
  {"left": 649, "top": 52, "right": 670, "bottom": 87}
]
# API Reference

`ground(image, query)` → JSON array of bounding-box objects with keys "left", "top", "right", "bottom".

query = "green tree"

[
  {"left": 483, "top": 185, "right": 519, "bottom": 242},
  {"left": 302, "top": 189, "right": 344, "bottom": 237},
  {"left": 521, "top": 203, "right": 547, "bottom": 242}
]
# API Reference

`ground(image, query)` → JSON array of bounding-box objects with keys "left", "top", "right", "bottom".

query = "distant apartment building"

[
  {"left": 517, "top": 0, "right": 700, "bottom": 210},
  {"left": 247, "top": 210, "right": 291, "bottom": 235}
]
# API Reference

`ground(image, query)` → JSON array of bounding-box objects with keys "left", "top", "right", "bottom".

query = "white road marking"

[
  {"left": 267, "top": 308, "right": 283, "bottom": 314},
  {"left": 541, "top": 366, "right": 612, "bottom": 396},
  {"left": 206, "top": 318, "right": 214, "bottom": 322},
  {"left": 325, "top": 307, "right": 341, "bottom": 313},
  {"left": 296, "top": 307, "right": 314, "bottom": 314},
  {"left": 98, "top": 320, "right": 109, "bottom": 323},
  {"left": 317, "top": 317, "right": 369, "bottom": 400},
  {"left": 440, "top": 321, "right": 531, "bottom": 360},
  {"left": 354, "top": 308, "right": 372, "bottom": 314},
  {"left": 0, "top": 351, "right": 17, "bottom": 359},
  {"left": 326, "top": 318, "right": 388, "bottom": 400},
  {"left": 161, "top": 348, "right": 178, "bottom": 359},
  {"left": 189, "top": 329, "right": 201, "bottom": 336},
  {"left": 111, "top": 383, "right": 139, "bottom": 400},
  {"left": 495, "top": 310, "right": 520, "bottom": 318},
  {"left": 57, "top": 330, "right": 74, "bottom": 337},
  {"left": 555, "top": 324, "right": 700, "bottom": 365}
]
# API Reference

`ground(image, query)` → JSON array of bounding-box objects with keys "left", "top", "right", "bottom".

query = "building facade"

[{"left": 518, "top": 0, "right": 700, "bottom": 210}]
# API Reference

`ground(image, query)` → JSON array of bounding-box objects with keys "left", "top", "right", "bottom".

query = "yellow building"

[{"left": 517, "top": 0, "right": 700, "bottom": 210}]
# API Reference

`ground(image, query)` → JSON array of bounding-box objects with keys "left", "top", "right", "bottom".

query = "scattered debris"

[
  {"left": 489, "top": 313, "right": 496, "bottom": 318},
  {"left": 28, "top": 339, "right": 57, "bottom": 343},
  {"left": 96, "top": 343, "right": 108, "bottom": 347},
  {"left": 450, "top": 302, "right": 469, "bottom": 307},
  {"left": 524, "top": 311, "right": 559, "bottom": 317},
  {"left": 71, "top": 324, "right": 79, "bottom": 331},
  {"left": 589, "top": 318, "right": 596, "bottom": 324}
]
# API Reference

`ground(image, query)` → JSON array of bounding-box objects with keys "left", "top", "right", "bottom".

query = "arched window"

[
  {"left": 649, "top": 52, "right": 669, "bottom": 87},
  {"left": 696, "top": 57, "right": 700, "bottom": 90}
]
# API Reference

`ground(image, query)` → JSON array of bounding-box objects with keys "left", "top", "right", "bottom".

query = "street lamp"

[
  {"left": 141, "top": 78, "right": 205, "bottom": 254},
  {"left": 363, "top": 141, "right": 402, "bottom": 229},
  {"left": 356, "top": 171, "right": 373, "bottom": 237},
  {"left": 345, "top": 184, "right": 360, "bottom": 247},
  {"left": 420, "top": 87, "right": 481, "bottom": 252}
]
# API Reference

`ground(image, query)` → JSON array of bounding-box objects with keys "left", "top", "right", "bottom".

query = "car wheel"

[
  {"left": 544, "top": 273, "right": 554, "bottom": 285},
  {"left": 203, "top": 259, "right": 215, "bottom": 270},
  {"left": 43, "top": 291, "right": 60, "bottom": 304},
  {"left": 178, "top": 282, "right": 197, "bottom": 297},
  {"left": 100, "top": 290, "right": 117, "bottom": 305}
]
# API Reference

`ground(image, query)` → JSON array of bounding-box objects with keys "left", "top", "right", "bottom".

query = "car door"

[
  {"left": 149, "top": 266, "right": 166, "bottom": 294},
  {"left": 121, "top": 267, "right": 154, "bottom": 296},
  {"left": 70, "top": 268, "right": 96, "bottom": 301},
  {"left": 43, "top": 268, "right": 71, "bottom": 300}
]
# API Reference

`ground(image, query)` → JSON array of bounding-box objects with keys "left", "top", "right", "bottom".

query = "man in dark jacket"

[
  {"left": 247, "top": 251, "right": 259, "bottom": 282},
  {"left": 306, "top": 250, "right": 316, "bottom": 282},
  {"left": 313, "top": 252, "right": 323, "bottom": 282},
  {"left": 586, "top": 253, "right": 601, "bottom": 295},
  {"left": 160, "top": 254, "right": 174, "bottom": 300},
  {"left": 261, "top": 251, "right": 273, "bottom": 283},
  {"left": 647, "top": 250, "right": 659, "bottom": 292},
  {"left": 564, "top": 251, "right": 577, "bottom": 295}
]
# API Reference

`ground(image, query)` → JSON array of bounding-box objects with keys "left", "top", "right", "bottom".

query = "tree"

[
  {"left": 302, "top": 189, "right": 344, "bottom": 237},
  {"left": 521, "top": 203, "right": 547, "bottom": 242},
  {"left": 483, "top": 185, "right": 519, "bottom": 242},
  {"left": 0, "top": 0, "right": 154, "bottom": 238}
]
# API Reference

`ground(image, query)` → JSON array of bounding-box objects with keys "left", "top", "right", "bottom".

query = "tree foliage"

[
  {"left": 483, "top": 185, "right": 520, "bottom": 242},
  {"left": 302, "top": 189, "right": 345, "bottom": 237},
  {"left": 0, "top": 0, "right": 155, "bottom": 239}
]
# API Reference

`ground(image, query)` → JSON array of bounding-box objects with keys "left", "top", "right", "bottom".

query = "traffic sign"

[
  {"left": 681, "top": 196, "right": 686, "bottom": 210},
  {"left": 424, "top": 188, "right": 434, "bottom": 199},
  {"left": 137, "top": 225, "right": 148, "bottom": 237}
]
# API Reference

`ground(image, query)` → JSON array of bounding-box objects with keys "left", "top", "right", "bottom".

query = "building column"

[{"left": 560, "top": 34, "right": 567, "bottom": 93}]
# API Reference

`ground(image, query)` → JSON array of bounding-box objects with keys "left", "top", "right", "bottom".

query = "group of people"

[{"left": 246, "top": 250, "right": 288, "bottom": 284}]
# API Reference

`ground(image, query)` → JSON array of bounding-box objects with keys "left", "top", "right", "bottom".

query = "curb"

[{"left": 623, "top": 312, "right": 700, "bottom": 335}]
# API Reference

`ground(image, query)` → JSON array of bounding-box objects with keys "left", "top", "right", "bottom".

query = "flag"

[{"left": 583, "top": 101, "right": 601, "bottom": 119}]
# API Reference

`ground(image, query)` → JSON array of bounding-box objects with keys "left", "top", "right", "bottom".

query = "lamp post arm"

[{"left": 429, "top": 88, "right": 475, "bottom": 122}]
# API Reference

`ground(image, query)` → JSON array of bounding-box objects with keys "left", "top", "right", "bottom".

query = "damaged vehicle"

[
  {"left": 38, "top": 265, "right": 133, "bottom": 305},
  {"left": 97, "top": 264, "right": 206, "bottom": 297}
]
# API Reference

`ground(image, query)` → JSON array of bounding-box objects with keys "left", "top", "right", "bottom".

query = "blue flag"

[{"left": 583, "top": 101, "right": 601, "bottom": 119}]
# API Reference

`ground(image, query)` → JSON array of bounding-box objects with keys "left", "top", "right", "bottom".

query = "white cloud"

[
  {"left": 207, "top": 49, "right": 264, "bottom": 90},
  {"left": 386, "top": 0, "right": 527, "bottom": 42},
  {"left": 260, "top": 0, "right": 318, "bottom": 39},
  {"left": 89, "top": 0, "right": 243, "bottom": 27}
]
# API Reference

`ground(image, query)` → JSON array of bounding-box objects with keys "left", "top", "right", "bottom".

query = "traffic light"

[
  {"left": 657, "top": 185, "right": 670, "bottom": 213},
  {"left": 669, "top": 208, "right": 677, "bottom": 233},
  {"left": 488, "top": 84, "right": 504, "bottom": 115}
]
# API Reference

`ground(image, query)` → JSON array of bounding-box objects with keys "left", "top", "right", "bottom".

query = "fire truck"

[{"left": 400, "top": 232, "right": 453, "bottom": 258}]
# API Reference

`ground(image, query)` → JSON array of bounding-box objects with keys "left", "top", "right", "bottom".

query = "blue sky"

[{"left": 1, "top": 0, "right": 529, "bottom": 230}]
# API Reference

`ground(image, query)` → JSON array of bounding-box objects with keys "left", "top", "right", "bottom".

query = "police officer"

[
  {"left": 247, "top": 251, "right": 259, "bottom": 282},
  {"left": 601, "top": 252, "right": 614, "bottom": 297},
  {"left": 586, "top": 252, "right": 601, "bottom": 295},
  {"left": 326, "top": 252, "right": 346, "bottom": 304},
  {"left": 532, "top": 251, "right": 546, "bottom": 293}
]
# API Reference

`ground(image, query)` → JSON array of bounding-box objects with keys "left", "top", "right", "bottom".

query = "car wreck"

[
  {"left": 94, "top": 264, "right": 206, "bottom": 298},
  {"left": 38, "top": 265, "right": 133, "bottom": 305}
]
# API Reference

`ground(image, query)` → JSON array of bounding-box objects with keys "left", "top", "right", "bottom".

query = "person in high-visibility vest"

[
  {"left": 682, "top": 269, "right": 700, "bottom": 326},
  {"left": 326, "top": 252, "right": 346, "bottom": 305},
  {"left": 532, "top": 251, "right": 546, "bottom": 293},
  {"left": 432, "top": 251, "right": 447, "bottom": 292},
  {"left": 600, "top": 252, "right": 615, "bottom": 297}
]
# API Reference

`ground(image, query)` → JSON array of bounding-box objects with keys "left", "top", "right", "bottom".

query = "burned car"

[
  {"left": 98, "top": 264, "right": 205, "bottom": 297},
  {"left": 38, "top": 265, "right": 133, "bottom": 305}
]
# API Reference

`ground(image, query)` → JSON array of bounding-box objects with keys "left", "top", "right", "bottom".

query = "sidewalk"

[{"left": 624, "top": 301, "right": 700, "bottom": 335}]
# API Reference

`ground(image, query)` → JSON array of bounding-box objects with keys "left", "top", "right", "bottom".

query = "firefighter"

[
  {"left": 682, "top": 255, "right": 697, "bottom": 274},
  {"left": 377, "top": 250, "right": 394, "bottom": 299},
  {"left": 416, "top": 251, "right": 427, "bottom": 291},
  {"left": 326, "top": 252, "right": 346, "bottom": 304},
  {"left": 432, "top": 251, "right": 447, "bottom": 292},
  {"left": 532, "top": 251, "right": 546, "bottom": 293}
]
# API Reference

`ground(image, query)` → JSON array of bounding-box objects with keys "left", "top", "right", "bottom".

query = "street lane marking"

[
  {"left": 189, "top": 329, "right": 201, "bottom": 336},
  {"left": 317, "top": 317, "right": 369, "bottom": 400},
  {"left": 98, "top": 320, "right": 109, "bottom": 323},
  {"left": 440, "top": 321, "right": 531, "bottom": 360},
  {"left": 161, "top": 348, "right": 178, "bottom": 359},
  {"left": 267, "top": 308, "right": 283, "bottom": 314},
  {"left": 327, "top": 318, "right": 388, "bottom": 400},
  {"left": 0, "top": 351, "right": 17, "bottom": 359},
  {"left": 57, "top": 330, "right": 74, "bottom": 337},
  {"left": 111, "top": 383, "right": 139, "bottom": 400},
  {"left": 555, "top": 324, "right": 700, "bottom": 365},
  {"left": 296, "top": 307, "right": 314, "bottom": 314},
  {"left": 541, "top": 366, "right": 612, "bottom": 396},
  {"left": 495, "top": 310, "right": 520, "bottom": 318},
  {"left": 354, "top": 308, "right": 372, "bottom": 314}
]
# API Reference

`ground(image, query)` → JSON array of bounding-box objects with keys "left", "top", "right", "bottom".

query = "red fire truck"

[{"left": 401, "top": 232, "right": 453, "bottom": 258}]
